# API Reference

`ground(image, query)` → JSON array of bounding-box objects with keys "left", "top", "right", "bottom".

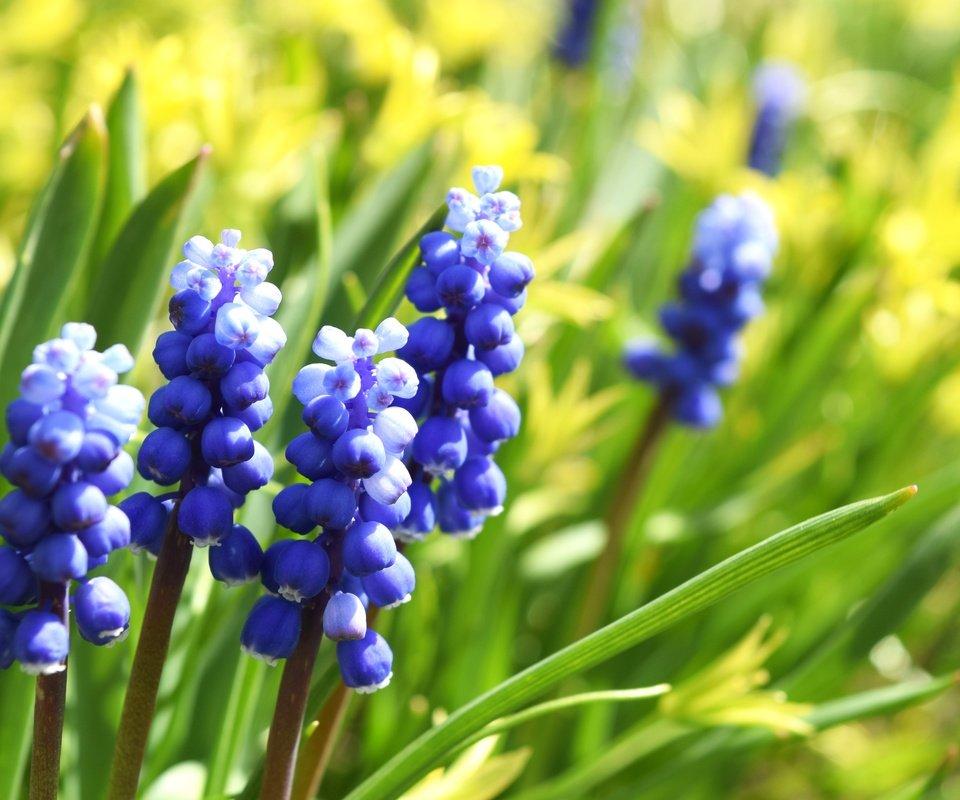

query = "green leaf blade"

[
  {"left": 345, "top": 486, "right": 917, "bottom": 800},
  {"left": 352, "top": 203, "right": 447, "bottom": 331},
  {"left": 0, "top": 107, "right": 108, "bottom": 416},
  {"left": 91, "top": 68, "right": 147, "bottom": 268},
  {"left": 85, "top": 148, "right": 210, "bottom": 354}
]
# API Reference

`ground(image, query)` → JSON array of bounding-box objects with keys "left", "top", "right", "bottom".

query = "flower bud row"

[
  {"left": 624, "top": 192, "right": 778, "bottom": 427},
  {"left": 0, "top": 324, "right": 144, "bottom": 673},
  {"left": 395, "top": 165, "right": 532, "bottom": 540},
  {"left": 241, "top": 318, "right": 419, "bottom": 693},
  {"left": 127, "top": 230, "right": 285, "bottom": 588}
]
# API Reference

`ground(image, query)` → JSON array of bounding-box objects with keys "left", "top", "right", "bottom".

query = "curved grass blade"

[
  {"left": 516, "top": 672, "right": 957, "bottom": 800},
  {"left": 0, "top": 670, "right": 35, "bottom": 800},
  {"left": 352, "top": 203, "right": 447, "bottom": 331},
  {"left": 90, "top": 68, "right": 147, "bottom": 268},
  {"left": 265, "top": 152, "right": 331, "bottom": 450},
  {"left": 86, "top": 148, "right": 210, "bottom": 355},
  {"left": 0, "top": 107, "right": 107, "bottom": 415},
  {"left": 458, "top": 685, "right": 671, "bottom": 753},
  {"left": 345, "top": 486, "right": 917, "bottom": 800}
]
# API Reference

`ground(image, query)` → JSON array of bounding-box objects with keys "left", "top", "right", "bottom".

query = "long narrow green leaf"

[
  {"left": 86, "top": 148, "right": 210, "bottom": 354},
  {"left": 90, "top": 68, "right": 147, "bottom": 269},
  {"left": 519, "top": 673, "right": 957, "bottom": 800},
  {"left": 459, "top": 685, "right": 671, "bottom": 753},
  {"left": 323, "top": 145, "right": 432, "bottom": 331},
  {"left": 346, "top": 486, "right": 917, "bottom": 800},
  {"left": 266, "top": 152, "right": 331, "bottom": 449},
  {"left": 0, "top": 670, "right": 36, "bottom": 800},
  {"left": 785, "top": 504, "right": 960, "bottom": 697},
  {"left": 0, "top": 107, "right": 107, "bottom": 414},
  {"left": 352, "top": 203, "right": 447, "bottom": 331}
]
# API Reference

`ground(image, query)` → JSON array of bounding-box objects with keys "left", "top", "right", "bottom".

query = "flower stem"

[
  {"left": 28, "top": 581, "right": 69, "bottom": 800},
  {"left": 107, "top": 507, "right": 194, "bottom": 800},
  {"left": 260, "top": 594, "right": 330, "bottom": 800},
  {"left": 574, "top": 395, "right": 670, "bottom": 639},
  {"left": 291, "top": 603, "right": 382, "bottom": 800},
  {"left": 291, "top": 682, "right": 352, "bottom": 800}
]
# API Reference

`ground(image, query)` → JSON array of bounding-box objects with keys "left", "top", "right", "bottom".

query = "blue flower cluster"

[
  {"left": 748, "top": 61, "right": 806, "bottom": 177},
  {"left": 554, "top": 0, "right": 601, "bottom": 67},
  {"left": 624, "top": 192, "right": 778, "bottom": 428},
  {"left": 241, "top": 318, "right": 419, "bottom": 693},
  {"left": 126, "top": 230, "right": 285, "bottom": 585},
  {"left": 396, "top": 166, "right": 532, "bottom": 540},
  {"left": 0, "top": 324, "right": 144, "bottom": 674}
]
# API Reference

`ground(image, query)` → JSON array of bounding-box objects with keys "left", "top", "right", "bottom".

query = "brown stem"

[
  {"left": 260, "top": 595, "right": 330, "bottom": 800},
  {"left": 29, "top": 581, "right": 69, "bottom": 800},
  {"left": 107, "top": 508, "right": 194, "bottom": 800},
  {"left": 291, "top": 604, "right": 382, "bottom": 800},
  {"left": 574, "top": 395, "right": 671, "bottom": 639},
  {"left": 291, "top": 682, "right": 352, "bottom": 800}
]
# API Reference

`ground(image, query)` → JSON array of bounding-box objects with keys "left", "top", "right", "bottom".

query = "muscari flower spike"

[
  {"left": 623, "top": 192, "right": 778, "bottom": 428},
  {"left": 0, "top": 323, "right": 144, "bottom": 674},
  {"left": 241, "top": 318, "right": 420, "bottom": 693},
  {"left": 553, "top": 0, "right": 601, "bottom": 68},
  {"left": 393, "top": 165, "right": 533, "bottom": 543},
  {"left": 128, "top": 230, "right": 286, "bottom": 588},
  {"left": 747, "top": 61, "right": 806, "bottom": 177}
]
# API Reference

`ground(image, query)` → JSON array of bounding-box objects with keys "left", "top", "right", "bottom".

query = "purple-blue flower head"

[
  {"left": 748, "top": 61, "right": 807, "bottom": 177},
  {"left": 132, "top": 231, "right": 286, "bottom": 603},
  {"left": 242, "top": 317, "right": 420, "bottom": 694},
  {"left": 0, "top": 323, "right": 143, "bottom": 672},
  {"left": 624, "top": 192, "right": 778, "bottom": 428}
]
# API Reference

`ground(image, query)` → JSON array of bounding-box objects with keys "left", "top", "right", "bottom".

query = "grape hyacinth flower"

[
  {"left": 0, "top": 323, "right": 144, "bottom": 674},
  {"left": 554, "top": 0, "right": 601, "bottom": 67},
  {"left": 241, "top": 318, "right": 419, "bottom": 693},
  {"left": 396, "top": 165, "right": 532, "bottom": 541},
  {"left": 747, "top": 61, "right": 806, "bottom": 177},
  {"left": 129, "top": 229, "right": 285, "bottom": 582},
  {"left": 624, "top": 192, "right": 778, "bottom": 427}
]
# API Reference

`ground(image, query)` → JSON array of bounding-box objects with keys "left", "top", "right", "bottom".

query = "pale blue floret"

[
  {"left": 471, "top": 165, "right": 504, "bottom": 195},
  {"left": 215, "top": 303, "right": 261, "bottom": 350}
]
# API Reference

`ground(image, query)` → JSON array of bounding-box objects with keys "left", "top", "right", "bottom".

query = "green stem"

[
  {"left": 107, "top": 507, "right": 194, "bottom": 800},
  {"left": 575, "top": 395, "right": 670, "bottom": 638},
  {"left": 259, "top": 594, "right": 329, "bottom": 800},
  {"left": 460, "top": 685, "right": 671, "bottom": 753},
  {"left": 28, "top": 581, "right": 69, "bottom": 800}
]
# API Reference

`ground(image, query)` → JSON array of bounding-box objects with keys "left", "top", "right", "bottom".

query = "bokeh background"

[{"left": 2, "top": 0, "right": 960, "bottom": 798}]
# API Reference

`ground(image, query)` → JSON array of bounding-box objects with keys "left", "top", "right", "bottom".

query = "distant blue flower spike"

[
  {"left": 748, "top": 61, "right": 806, "bottom": 177},
  {"left": 0, "top": 322, "right": 143, "bottom": 672},
  {"left": 624, "top": 192, "right": 778, "bottom": 428},
  {"left": 553, "top": 0, "right": 601, "bottom": 67}
]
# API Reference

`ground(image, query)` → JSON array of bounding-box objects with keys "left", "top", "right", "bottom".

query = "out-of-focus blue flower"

[
  {"left": 748, "top": 61, "right": 807, "bottom": 177},
  {"left": 624, "top": 193, "right": 778, "bottom": 428},
  {"left": 0, "top": 324, "right": 143, "bottom": 672},
  {"left": 554, "top": 0, "right": 601, "bottom": 67}
]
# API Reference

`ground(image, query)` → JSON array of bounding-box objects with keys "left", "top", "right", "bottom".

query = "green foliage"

[{"left": 2, "top": 2, "right": 960, "bottom": 798}]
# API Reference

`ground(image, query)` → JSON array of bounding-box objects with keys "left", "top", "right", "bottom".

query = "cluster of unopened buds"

[
  {"left": 0, "top": 324, "right": 144, "bottom": 672},
  {"left": 124, "top": 230, "right": 284, "bottom": 583},
  {"left": 0, "top": 165, "right": 533, "bottom": 699},
  {"left": 242, "top": 318, "right": 419, "bottom": 692},
  {"left": 624, "top": 192, "right": 778, "bottom": 427},
  {"left": 399, "top": 165, "right": 533, "bottom": 539}
]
